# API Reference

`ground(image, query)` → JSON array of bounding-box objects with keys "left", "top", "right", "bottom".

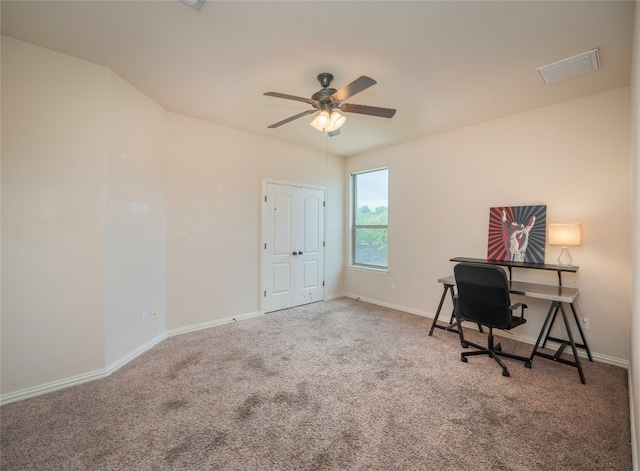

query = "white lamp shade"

[
  {"left": 326, "top": 111, "right": 346, "bottom": 132},
  {"left": 309, "top": 111, "right": 331, "bottom": 131},
  {"left": 548, "top": 223, "right": 582, "bottom": 246}
]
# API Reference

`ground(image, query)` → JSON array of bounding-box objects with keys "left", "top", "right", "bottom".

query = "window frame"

[{"left": 351, "top": 168, "right": 389, "bottom": 270}]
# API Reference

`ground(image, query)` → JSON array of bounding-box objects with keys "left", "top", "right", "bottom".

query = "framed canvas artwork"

[{"left": 487, "top": 205, "right": 546, "bottom": 263}]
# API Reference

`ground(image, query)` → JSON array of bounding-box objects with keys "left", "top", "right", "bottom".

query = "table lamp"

[{"left": 548, "top": 223, "right": 582, "bottom": 266}]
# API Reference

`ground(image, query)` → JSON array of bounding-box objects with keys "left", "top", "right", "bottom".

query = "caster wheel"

[
  {"left": 525, "top": 361, "right": 532, "bottom": 369},
  {"left": 502, "top": 370, "right": 510, "bottom": 377},
  {"left": 461, "top": 356, "right": 468, "bottom": 363},
  {"left": 495, "top": 344, "right": 502, "bottom": 352}
]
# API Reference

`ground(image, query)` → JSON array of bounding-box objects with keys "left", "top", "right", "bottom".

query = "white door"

[{"left": 263, "top": 182, "right": 325, "bottom": 313}]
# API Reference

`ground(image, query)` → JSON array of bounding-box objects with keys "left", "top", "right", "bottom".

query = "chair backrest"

[{"left": 454, "top": 263, "right": 512, "bottom": 330}]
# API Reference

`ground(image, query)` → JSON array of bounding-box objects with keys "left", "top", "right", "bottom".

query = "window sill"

[{"left": 348, "top": 265, "right": 389, "bottom": 274}]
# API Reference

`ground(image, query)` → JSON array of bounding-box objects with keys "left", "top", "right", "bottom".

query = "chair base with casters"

[{"left": 460, "top": 321, "right": 532, "bottom": 377}]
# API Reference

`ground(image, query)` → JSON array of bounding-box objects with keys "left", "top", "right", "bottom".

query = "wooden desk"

[{"left": 429, "top": 261, "right": 592, "bottom": 384}]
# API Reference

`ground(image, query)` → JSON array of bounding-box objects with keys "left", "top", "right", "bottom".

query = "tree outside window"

[{"left": 352, "top": 169, "right": 388, "bottom": 268}]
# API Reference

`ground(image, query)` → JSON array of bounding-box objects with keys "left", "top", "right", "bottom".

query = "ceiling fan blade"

[
  {"left": 264, "top": 92, "right": 318, "bottom": 106},
  {"left": 267, "top": 109, "right": 317, "bottom": 128},
  {"left": 331, "top": 76, "right": 377, "bottom": 102},
  {"left": 340, "top": 103, "right": 397, "bottom": 118}
]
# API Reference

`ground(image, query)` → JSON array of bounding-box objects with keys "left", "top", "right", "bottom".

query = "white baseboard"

[
  {"left": 105, "top": 332, "right": 167, "bottom": 376},
  {"left": 0, "top": 368, "right": 106, "bottom": 406},
  {"left": 506, "top": 330, "right": 629, "bottom": 369},
  {"left": 342, "top": 292, "right": 430, "bottom": 318},
  {"left": 166, "top": 311, "right": 261, "bottom": 337},
  {"left": 343, "top": 293, "right": 630, "bottom": 369},
  {"left": 1, "top": 312, "right": 261, "bottom": 406}
]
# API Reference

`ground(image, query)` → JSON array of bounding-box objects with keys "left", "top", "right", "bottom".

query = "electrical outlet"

[
  {"left": 141, "top": 311, "right": 148, "bottom": 324},
  {"left": 580, "top": 317, "right": 589, "bottom": 330}
]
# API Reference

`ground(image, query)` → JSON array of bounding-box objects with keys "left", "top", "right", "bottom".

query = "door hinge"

[
  {"left": 322, "top": 281, "right": 325, "bottom": 286},
  {"left": 323, "top": 241, "right": 325, "bottom": 247},
  {"left": 323, "top": 201, "right": 326, "bottom": 207},
  {"left": 264, "top": 195, "right": 267, "bottom": 202},
  {"left": 264, "top": 290, "right": 267, "bottom": 297},
  {"left": 264, "top": 243, "right": 267, "bottom": 249}
]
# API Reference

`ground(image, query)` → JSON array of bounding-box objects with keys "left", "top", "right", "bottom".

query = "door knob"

[
  {"left": 299, "top": 251, "right": 303, "bottom": 255},
  {"left": 292, "top": 251, "right": 298, "bottom": 255}
]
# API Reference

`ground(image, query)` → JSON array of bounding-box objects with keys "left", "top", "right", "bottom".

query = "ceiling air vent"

[{"left": 537, "top": 48, "right": 600, "bottom": 85}]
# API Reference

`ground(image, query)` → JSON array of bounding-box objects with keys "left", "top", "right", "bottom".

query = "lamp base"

[{"left": 557, "top": 246, "right": 573, "bottom": 266}]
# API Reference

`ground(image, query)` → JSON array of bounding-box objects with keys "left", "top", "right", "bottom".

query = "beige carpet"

[{"left": 0, "top": 298, "right": 631, "bottom": 470}]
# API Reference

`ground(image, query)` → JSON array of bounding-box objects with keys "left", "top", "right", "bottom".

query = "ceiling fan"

[{"left": 263, "top": 73, "right": 396, "bottom": 135}]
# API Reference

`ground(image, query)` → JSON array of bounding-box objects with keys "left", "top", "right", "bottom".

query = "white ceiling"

[{"left": 1, "top": 0, "right": 635, "bottom": 157}]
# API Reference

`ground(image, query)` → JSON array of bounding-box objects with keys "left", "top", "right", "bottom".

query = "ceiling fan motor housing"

[
  {"left": 317, "top": 73, "right": 334, "bottom": 88},
  {"left": 312, "top": 73, "right": 339, "bottom": 107},
  {"left": 312, "top": 87, "right": 338, "bottom": 103}
]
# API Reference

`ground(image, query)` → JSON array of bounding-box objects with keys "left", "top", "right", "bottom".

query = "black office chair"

[{"left": 453, "top": 263, "right": 532, "bottom": 377}]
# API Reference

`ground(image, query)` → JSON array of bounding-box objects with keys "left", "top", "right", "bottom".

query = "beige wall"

[
  {"left": 166, "top": 113, "right": 344, "bottom": 330},
  {"left": 1, "top": 37, "right": 108, "bottom": 392},
  {"left": 0, "top": 37, "right": 171, "bottom": 394},
  {"left": 1, "top": 37, "right": 345, "bottom": 399},
  {"left": 105, "top": 72, "right": 168, "bottom": 366},
  {"left": 345, "top": 87, "right": 632, "bottom": 363}
]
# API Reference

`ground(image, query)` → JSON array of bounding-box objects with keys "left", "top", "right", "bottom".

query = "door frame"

[{"left": 260, "top": 178, "right": 327, "bottom": 314}]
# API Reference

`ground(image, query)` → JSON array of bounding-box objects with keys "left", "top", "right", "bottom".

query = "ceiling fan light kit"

[
  {"left": 329, "top": 111, "right": 346, "bottom": 130},
  {"left": 309, "top": 110, "right": 346, "bottom": 133},
  {"left": 264, "top": 73, "right": 396, "bottom": 135}
]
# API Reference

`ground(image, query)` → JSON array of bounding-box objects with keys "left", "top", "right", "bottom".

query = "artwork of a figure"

[
  {"left": 488, "top": 205, "right": 546, "bottom": 264},
  {"left": 502, "top": 211, "right": 535, "bottom": 261}
]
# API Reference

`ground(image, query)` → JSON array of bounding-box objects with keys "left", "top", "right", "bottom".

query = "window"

[{"left": 352, "top": 168, "right": 388, "bottom": 269}]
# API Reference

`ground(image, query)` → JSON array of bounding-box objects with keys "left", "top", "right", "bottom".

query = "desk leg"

[
  {"left": 541, "top": 303, "right": 591, "bottom": 362},
  {"left": 543, "top": 302, "right": 592, "bottom": 362},
  {"left": 569, "top": 303, "right": 593, "bottom": 362},
  {"left": 529, "top": 302, "right": 557, "bottom": 364},
  {"left": 429, "top": 285, "right": 449, "bottom": 337},
  {"left": 531, "top": 301, "right": 586, "bottom": 385},
  {"left": 542, "top": 306, "right": 560, "bottom": 350},
  {"left": 429, "top": 285, "right": 459, "bottom": 336},
  {"left": 559, "top": 304, "right": 586, "bottom": 384}
]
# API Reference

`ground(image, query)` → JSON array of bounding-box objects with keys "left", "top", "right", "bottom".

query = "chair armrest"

[
  {"left": 509, "top": 302, "right": 528, "bottom": 320},
  {"left": 509, "top": 302, "right": 527, "bottom": 310}
]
